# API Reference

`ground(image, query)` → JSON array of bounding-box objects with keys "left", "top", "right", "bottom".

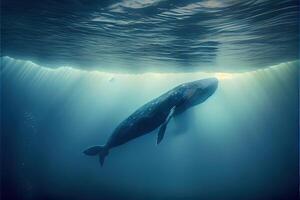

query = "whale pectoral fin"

[
  {"left": 157, "top": 106, "right": 176, "bottom": 144},
  {"left": 157, "top": 122, "right": 167, "bottom": 144}
]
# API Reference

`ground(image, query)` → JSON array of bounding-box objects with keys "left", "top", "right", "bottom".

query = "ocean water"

[
  {"left": 1, "top": 0, "right": 300, "bottom": 200},
  {"left": 1, "top": 57, "right": 299, "bottom": 200}
]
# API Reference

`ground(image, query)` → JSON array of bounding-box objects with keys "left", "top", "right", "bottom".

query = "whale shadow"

[{"left": 172, "top": 109, "right": 197, "bottom": 136}]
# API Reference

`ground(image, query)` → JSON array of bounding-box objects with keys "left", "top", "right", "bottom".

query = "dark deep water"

[{"left": 1, "top": 0, "right": 300, "bottom": 200}]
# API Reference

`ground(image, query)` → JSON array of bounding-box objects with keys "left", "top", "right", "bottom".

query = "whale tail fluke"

[{"left": 83, "top": 145, "right": 109, "bottom": 167}]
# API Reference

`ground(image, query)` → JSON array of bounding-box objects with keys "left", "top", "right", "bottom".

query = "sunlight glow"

[{"left": 214, "top": 72, "right": 234, "bottom": 80}]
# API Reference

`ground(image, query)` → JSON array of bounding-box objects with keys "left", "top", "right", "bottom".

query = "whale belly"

[{"left": 109, "top": 109, "right": 167, "bottom": 148}]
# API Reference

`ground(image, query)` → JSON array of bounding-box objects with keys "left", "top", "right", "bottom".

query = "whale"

[{"left": 83, "top": 77, "right": 218, "bottom": 166}]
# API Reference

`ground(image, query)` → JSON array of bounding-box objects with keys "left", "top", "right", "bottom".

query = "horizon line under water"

[{"left": 1, "top": 56, "right": 299, "bottom": 75}]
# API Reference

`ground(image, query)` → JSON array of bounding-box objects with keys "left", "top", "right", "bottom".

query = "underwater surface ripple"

[{"left": 2, "top": 0, "right": 299, "bottom": 72}]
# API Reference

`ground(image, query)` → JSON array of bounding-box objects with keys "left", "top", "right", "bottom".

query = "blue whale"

[{"left": 84, "top": 77, "right": 218, "bottom": 166}]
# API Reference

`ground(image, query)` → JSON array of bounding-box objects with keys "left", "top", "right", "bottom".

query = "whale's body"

[{"left": 84, "top": 78, "right": 218, "bottom": 166}]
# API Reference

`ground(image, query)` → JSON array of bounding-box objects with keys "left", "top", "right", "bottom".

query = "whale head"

[
  {"left": 197, "top": 77, "right": 218, "bottom": 97},
  {"left": 184, "top": 77, "right": 219, "bottom": 106}
]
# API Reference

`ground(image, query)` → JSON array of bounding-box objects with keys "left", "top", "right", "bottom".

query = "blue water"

[
  {"left": 1, "top": 57, "right": 299, "bottom": 199},
  {"left": 1, "top": 0, "right": 300, "bottom": 200}
]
